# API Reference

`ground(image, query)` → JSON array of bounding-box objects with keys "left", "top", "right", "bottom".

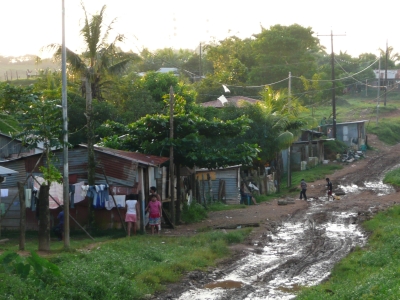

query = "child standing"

[
  {"left": 326, "top": 178, "right": 333, "bottom": 201},
  {"left": 125, "top": 196, "right": 139, "bottom": 236},
  {"left": 146, "top": 195, "right": 162, "bottom": 235}
]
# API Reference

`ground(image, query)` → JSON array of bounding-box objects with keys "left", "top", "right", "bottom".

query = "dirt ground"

[
  {"left": 154, "top": 133, "right": 400, "bottom": 299},
  {"left": 164, "top": 133, "right": 400, "bottom": 237}
]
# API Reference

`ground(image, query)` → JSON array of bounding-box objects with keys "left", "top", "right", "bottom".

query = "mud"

[{"left": 154, "top": 134, "right": 400, "bottom": 300}]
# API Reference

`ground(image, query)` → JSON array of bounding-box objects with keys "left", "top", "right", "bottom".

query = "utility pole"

[
  {"left": 287, "top": 72, "right": 291, "bottom": 188},
  {"left": 377, "top": 57, "right": 381, "bottom": 125},
  {"left": 61, "top": 0, "right": 69, "bottom": 248},
  {"left": 318, "top": 31, "right": 345, "bottom": 139},
  {"left": 384, "top": 40, "right": 388, "bottom": 106},
  {"left": 169, "top": 86, "right": 175, "bottom": 225}
]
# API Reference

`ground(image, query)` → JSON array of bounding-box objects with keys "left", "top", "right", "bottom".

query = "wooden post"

[
  {"left": 191, "top": 172, "right": 196, "bottom": 204},
  {"left": 169, "top": 86, "right": 175, "bottom": 225},
  {"left": 175, "top": 163, "right": 181, "bottom": 224},
  {"left": 196, "top": 179, "right": 200, "bottom": 204},
  {"left": 18, "top": 182, "right": 26, "bottom": 250},
  {"left": 207, "top": 173, "right": 212, "bottom": 203},
  {"left": 218, "top": 179, "right": 223, "bottom": 201},
  {"left": 201, "top": 174, "right": 205, "bottom": 205},
  {"left": 38, "top": 184, "right": 50, "bottom": 251},
  {"left": 32, "top": 176, "right": 95, "bottom": 241},
  {"left": 139, "top": 192, "right": 145, "bottom": 234}
]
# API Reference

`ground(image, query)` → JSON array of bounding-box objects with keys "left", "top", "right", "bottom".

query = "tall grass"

[
  {"left": 296, "top": 205, "right": 400, "bottom": 299},
  {"left": 0, "top": 228, "right": 251, "bottom": 299},
  {"left": 366, "top": 117, "right": 400, "bottom": 145},
  {"left": 383, "top": 167, "right": 400, "bottom": 187}
]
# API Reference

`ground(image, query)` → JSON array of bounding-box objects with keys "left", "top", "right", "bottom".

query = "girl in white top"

[{"left": 125, "top": 198, "right": 139, "bottom": 236}]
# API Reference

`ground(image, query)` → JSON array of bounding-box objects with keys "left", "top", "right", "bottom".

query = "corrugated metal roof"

[
  {"left": 196, "top": 165, "right": 241, "bottom": 172},
  {"left": 0, "top": 166, "right": 18, "bottom": 176},
  {"left": 80, "top": 144, "right": 169, "bottom": 167},
  {"left": 321, "top": 120, "right": 368, "bottom": 126},
  {"left": 1, "top": 145, "right": 169, "bottom": 167}
]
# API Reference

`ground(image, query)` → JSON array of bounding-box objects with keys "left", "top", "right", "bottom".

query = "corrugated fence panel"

[
  {"left": 1, "top": 187, "right": 20, "bottom": 229},
  {"left": 198, "top": 168, "right": 239, "bottom": 202},
  {"left": 96, "top": 152, "right": 138, "bottom": 186}
]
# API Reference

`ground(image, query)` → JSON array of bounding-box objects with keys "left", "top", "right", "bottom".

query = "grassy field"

[
  {"left": 0, "top": 56, "right": 59, "bottom": 82},
  {"left": 0, "top": 228, "right": 251, "bottom": 299}
]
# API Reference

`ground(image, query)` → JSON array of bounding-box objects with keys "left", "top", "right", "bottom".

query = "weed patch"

[
  {"left": 0, "top": 229, "right": 251, "bottom": 299},
  {"left": 383, "top": 167, "right": 400, "bottom": 187}
]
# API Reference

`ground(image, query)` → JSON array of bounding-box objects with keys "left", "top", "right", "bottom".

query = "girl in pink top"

[{"left": 146, "top": 195, "right": 162, "bottom": 235}]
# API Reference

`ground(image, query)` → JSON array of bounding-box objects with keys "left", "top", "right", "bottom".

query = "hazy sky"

[{"left": 1, "top": 0, "right": 399, "bottom": 58}]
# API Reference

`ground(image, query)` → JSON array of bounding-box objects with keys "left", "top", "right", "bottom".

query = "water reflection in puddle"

[
  {"left": 204, "top": 280, "right": 243, "bottom": 289},
  {"left": 177, "top": 202, "right": 367, "bottom": 300},
  {"left": 339, "top": 181, "right": 395, "bottom": 196}
]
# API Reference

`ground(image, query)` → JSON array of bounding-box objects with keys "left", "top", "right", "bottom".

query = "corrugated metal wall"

[
  {"left": 197, "top": 168, "right": 239, "bottom": 202},
  {"left": 0, "top": 136, "right": 31, "bottom": 160}
]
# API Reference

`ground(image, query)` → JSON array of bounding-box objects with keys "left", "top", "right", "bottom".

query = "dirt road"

[{"left": 155, "top": 134, "right": 400, "bottom": 300}]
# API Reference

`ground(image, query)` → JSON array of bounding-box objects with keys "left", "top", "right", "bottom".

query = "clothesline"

[{"left": 31, "top": 177, "right": 127, "bottom": 210}]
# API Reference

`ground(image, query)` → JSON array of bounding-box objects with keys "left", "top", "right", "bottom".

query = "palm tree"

[{"left": 49, "top": 3, "right": 139, "bottom": 185}]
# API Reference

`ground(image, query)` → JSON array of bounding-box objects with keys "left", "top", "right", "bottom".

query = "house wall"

[
  {"left": 0, "top": 135, "right": 34, "bottom": 160},
  {"left": 336, "top": 123, "right": 365, "bottom": 148},
  {"left": 196, "top": 168, "right": 239, "bottom": 203},
  {"left": 0, "top": 148, "right": 151, "bottom": 231}
]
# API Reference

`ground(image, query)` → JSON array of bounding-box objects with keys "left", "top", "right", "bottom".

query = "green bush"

[
  {"left": 383, "top": 167, "right": 400, "bottom": 187},
  {"left": 181, "top": 201, "right": 208, "bottom": 223}
]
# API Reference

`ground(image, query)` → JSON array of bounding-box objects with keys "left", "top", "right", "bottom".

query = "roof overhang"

[{"left": 0, "top": 166, "right": 19, "bottom": 176}]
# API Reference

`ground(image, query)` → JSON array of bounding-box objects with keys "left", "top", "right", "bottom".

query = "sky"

[{"left": 1, "top": 0, "right": 399, "bottom": 59}]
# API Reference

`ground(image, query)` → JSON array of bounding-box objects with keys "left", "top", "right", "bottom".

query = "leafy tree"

[
  {"left": 249, "top": 24, "right": 320, "bottom": 89},
  {"left": 106, "top": 71, "right": 196, "bottom": 125},
  {"left": 204, "top": 36, "right": 254, "bottom": 84},
  {"left": 379, "top": 46, "right": 400, "bottom": 67},
  {"left": 48, "top": 4, "right": 138, "bottom": 186},
  {"left": 300, "top": 73, "right": 325, "bottom": 115},
  {"left": 99, "top": 96, "right": 260, "bottom": 223},
  {"left": 12, "top": 90, "right": 65, "bottom": 251}
]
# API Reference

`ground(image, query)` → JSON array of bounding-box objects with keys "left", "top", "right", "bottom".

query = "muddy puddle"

[
  {"left": 339, "top": 180, "right": 395, "bottom": 196},
  {"left": 176, "top": 198, "right": 368, "bottom": 300}
]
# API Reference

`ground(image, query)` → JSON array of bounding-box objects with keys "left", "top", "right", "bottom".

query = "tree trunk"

[
  {"left": 85, "top": 75, "right": 95, "bottom": 228},
  {"left": 175, "top": 164, "right": 181, "bottom": 224},
  {"left": 17, "top": 182, "right": 26, "bottom": 250},
  {"left": 38, "top": 184, "right": 50, "bottom": 251},
  {"left": 276, "top": 153, "right": 281, "bottom": 193}
]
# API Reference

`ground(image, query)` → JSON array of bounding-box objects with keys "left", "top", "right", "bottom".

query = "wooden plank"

[
  {"left": 162, "top": 207, "right": 175, "bottom": 229},
  {"left": 213, "top": 223, "right": 260, "bottom": 230}
]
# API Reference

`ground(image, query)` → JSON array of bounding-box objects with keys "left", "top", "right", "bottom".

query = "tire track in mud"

[
  {"left": 175, "top": 201, "right": 367, "bottom": 300},
  {"left": 154, "top": 138, "right": 399, "bottom": 300}
]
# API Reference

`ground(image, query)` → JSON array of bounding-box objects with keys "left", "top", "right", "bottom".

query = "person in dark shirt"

[
  {"left": 57, "top": 208, "right": 64, "bottom": 241},
  {"left": 240, "top": 183, "right": 257, "bottom": 205},
  {"left": 326, "top": 178, "right": 333, "bottom": 201},
  {"left": 300, "top": 179, "right": 307, "bottom": 200}
]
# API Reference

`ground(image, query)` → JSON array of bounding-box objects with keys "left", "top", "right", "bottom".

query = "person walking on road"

[
  {"left": 300, "top": 179, "right": 307, "bottom": 201},
  {"left": 326, "top": 178, "right": 333, "bottom": 200}
]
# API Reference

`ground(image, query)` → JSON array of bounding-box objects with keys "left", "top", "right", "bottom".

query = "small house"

[
  {"left": 0, "top": 145, "right": 169, "bottom": 231},
  {"left": 321, "top": 120, "right": 367, "bottom": 149}
]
